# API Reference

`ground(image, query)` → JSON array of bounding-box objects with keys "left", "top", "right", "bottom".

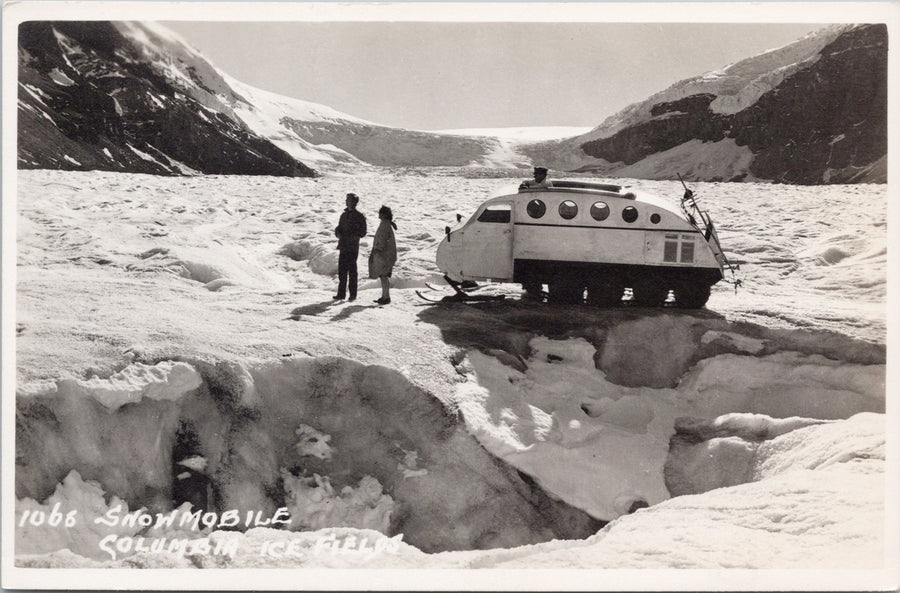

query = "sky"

[{"left": 162, "top": 20, "right": 824, "bottom": 131}]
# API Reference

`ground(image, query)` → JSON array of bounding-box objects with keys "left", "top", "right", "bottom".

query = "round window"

[
  {"left": 590, "top": 202, "right": 610, "bottom": 221},
  {"left": 622, "top": 206, "right": 638, "bottom": 223},
  {"left": 650, "top": 213, "right": 661, "bottom": 224},
  {"left": 559, "top": 200, "right": 578, "bottom": 220},
  {"left": 526, "top": 199, "right": 546, "bottom": 219}
]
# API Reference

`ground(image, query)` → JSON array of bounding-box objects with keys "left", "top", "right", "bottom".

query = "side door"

[{"left": 461, "top": 202, "right": 514, "bottom": 280}]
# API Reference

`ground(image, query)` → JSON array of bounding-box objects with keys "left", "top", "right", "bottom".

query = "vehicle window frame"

[
  {"left": 558, "top": 200, "right": 578, "bottom": 220},
  {"left": 590, "top": 201, "right": 610, "bottom": 221},
  {"left": 477, "top": 204, "right": 512, "bottom": 223},
  {"left": 526, "top": 199, "right": 547, "bottom": 219}
]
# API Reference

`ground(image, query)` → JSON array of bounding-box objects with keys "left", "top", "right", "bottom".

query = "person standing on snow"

[
  {"left": 334, "top": 192, "right": 367, "bottom": 301},
  {"left": 369, "top": 205, "right": 398, "bottom": 305}
]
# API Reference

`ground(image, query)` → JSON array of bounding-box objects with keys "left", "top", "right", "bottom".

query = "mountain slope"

[
  {"left": 521, "top": 24, "right": 887, "bottom": 184},
  {"left": 225, "top": 77, "right": 503, "bottom": 168},
  {"left": 17, "top": 21, "right": 317, "bottom": 177},
  {"left": 17, "top": 22, "right": 887, "bottom": 184},
  {"left": 17, "top": 21, "right": 504, "bottom": 174}
]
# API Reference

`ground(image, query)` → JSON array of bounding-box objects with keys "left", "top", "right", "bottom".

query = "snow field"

[{"left": 11, "top": 169, "right": 890, "bottom": 575}]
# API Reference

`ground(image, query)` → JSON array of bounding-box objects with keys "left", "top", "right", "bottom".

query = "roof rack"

[
  {"left": 549, "top": 180, "right": 622, "bottom": 192},
  {"left": 517, "top": 180, "right": 624, "bottom": 194}
]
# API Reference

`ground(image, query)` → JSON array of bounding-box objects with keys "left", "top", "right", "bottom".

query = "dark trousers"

[{"left": 337, "top": 249, "right": 359, "bottom": 299}]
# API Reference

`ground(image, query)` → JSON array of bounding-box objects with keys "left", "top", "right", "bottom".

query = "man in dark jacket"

[{"left": 334, "top": 193, "right": 367, "bottom": 301}]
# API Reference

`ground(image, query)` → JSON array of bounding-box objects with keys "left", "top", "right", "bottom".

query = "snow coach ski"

[
  {"left": 416, "top": 276, "right": 506, "bottom": 303},
  {"left": 431, "top": 176, "right": 739, "bottom": 308}
]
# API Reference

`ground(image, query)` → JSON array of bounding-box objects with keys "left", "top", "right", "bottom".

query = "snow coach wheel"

[
  {"left": 586, "top": 276, "right": 625, "bottom": 307},
  {"left": 673, "top": 282, "right": 711, "bottom": 308},
  {"left": 631, "top": 278, "right": 669, "bottom": 307},
  {"left": 548, "top": 275, "right": 585, "bottom": 305}
]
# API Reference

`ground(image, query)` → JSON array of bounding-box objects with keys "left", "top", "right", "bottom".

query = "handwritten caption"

[{"left": 19, "top": 504, "right": 403, "bottom": 561}]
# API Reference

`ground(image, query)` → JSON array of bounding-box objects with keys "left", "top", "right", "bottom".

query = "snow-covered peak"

[
  {"left": 224, "top": 74, "right": 373, "bottom": 126},
  {"left": 584, "top": 24, "right": 856, "bottom": 141},
  {"left": 115, "top": 21, "right": 371, "bottom": 128},
  {"left": 114, "top": 21, "right": 234, "bottom": 99},
  {"left": 112, "top": 21, "right": 394, "bottom": 168}
]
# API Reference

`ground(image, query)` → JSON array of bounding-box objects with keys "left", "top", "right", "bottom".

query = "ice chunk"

[
  {"left": 294, "top": 424, "right": 333, "bottom": 461},
  {"left": 282, "top": 472, "right": 393, "bottom": 534},
  {"left": 57, "top": 361, "right": 202, "bottom": 410}
]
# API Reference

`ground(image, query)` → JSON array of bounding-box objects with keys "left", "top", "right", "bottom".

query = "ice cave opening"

[{"left": 15, "top": 355, "right": 604, "bottom": 561}]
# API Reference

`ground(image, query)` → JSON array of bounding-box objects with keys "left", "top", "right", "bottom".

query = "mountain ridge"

[
  {"left": 17, "top": 21, "right": 887, "bottom": 184},
  {"left": 521, "top": 23, "right": 887, "bottom": 184},
  {"left": 18, "top": 21, "right": 318, "bottom": 177}
]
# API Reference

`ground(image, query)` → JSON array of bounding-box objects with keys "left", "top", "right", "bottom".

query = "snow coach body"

[{"left": 435, "top": 180, "right": 731, "bottom": 308}]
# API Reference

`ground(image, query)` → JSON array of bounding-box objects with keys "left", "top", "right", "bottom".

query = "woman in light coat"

[{"left": 369, "top": 205, "right": 397, "bottom": 305}]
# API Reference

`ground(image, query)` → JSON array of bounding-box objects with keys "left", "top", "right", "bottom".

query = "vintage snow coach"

[{"left": 435, "top": 178, "right": 735, "bottom": 308}]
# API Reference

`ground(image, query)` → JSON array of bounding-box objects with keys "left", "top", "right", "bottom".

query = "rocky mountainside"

[
  {"left": 522, "top": 24, "right": 887, "bottom": 184},
  {"left": 17, "top": 22, "right": 318, "bottom": 177},
  {"left": 17, "top": 21, "right": 498, "bottom": 176}
]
